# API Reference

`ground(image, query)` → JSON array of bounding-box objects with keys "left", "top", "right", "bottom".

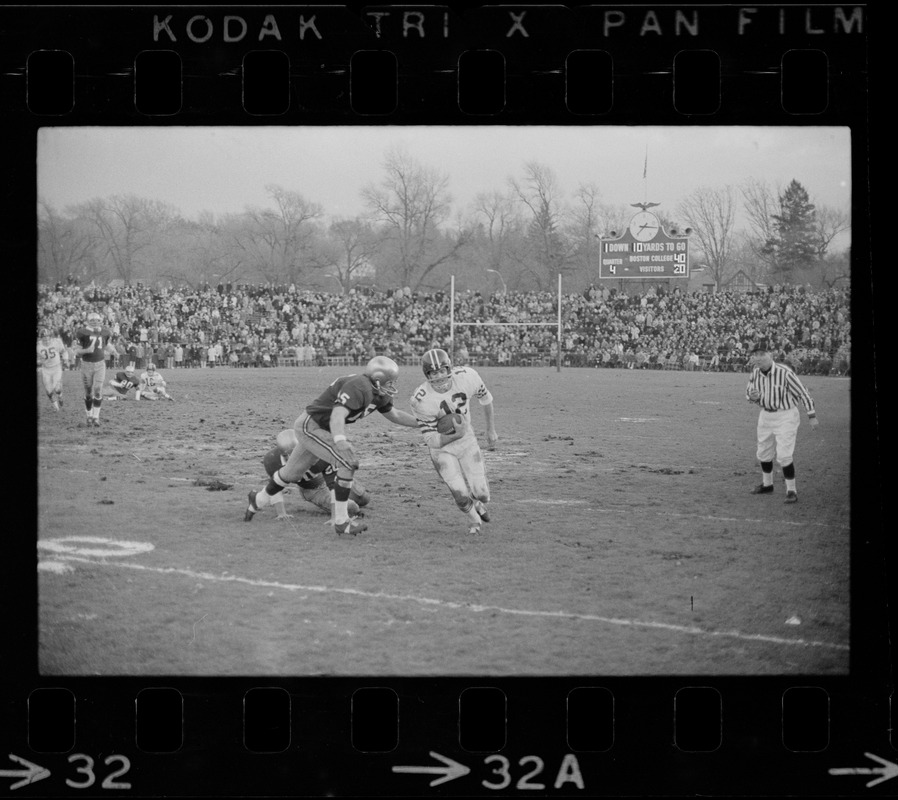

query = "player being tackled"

[{"left": 410, "top": 348, "right": 499, "bottom": 534}]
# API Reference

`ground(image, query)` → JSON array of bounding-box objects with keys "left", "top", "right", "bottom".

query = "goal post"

[{"left": 449, "top": 274, "right": 563, "bottom": 372}]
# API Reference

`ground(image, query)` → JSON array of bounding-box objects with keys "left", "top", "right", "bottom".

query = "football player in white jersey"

[
  {"left": 409, "top": 348, "right": 499, "bottom": 534},
  {"left": 136, "top": 363, "right": 174, "bottom": 401},
  {"left": 37, "top": 327, "right": 66, "bottom": 411}
]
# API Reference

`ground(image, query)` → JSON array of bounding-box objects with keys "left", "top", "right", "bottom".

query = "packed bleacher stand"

[{"left": 37, "top": 280, "right": 850, "bottom": 377}]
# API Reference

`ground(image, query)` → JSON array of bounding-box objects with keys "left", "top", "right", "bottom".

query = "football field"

[{"left": 36, "top": 365, "right": 850, "bottom": 676}]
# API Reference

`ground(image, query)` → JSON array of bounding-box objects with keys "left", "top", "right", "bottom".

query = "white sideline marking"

[
  {"left": 46, "top": 555, "right": 849, "bottom": 652},
  {"left": 520, "top": 499, "right": 588, "bottom": 505}
]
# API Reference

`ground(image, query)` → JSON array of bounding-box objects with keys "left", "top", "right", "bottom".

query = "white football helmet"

[
  {"left": 147, "top": 363, "right": 156, "bottom": 372},
  {"left": 276, "top": 428, "right": 298, "bottom": 456},
  {"left": 422, "top": 348, "right": 453, "bottom": 393},
  {"left": 87, "top": 312, "right": 102, "bottom": 329},
  {"left": 365, "top": 356, "right": 399, "bottom": 397}
]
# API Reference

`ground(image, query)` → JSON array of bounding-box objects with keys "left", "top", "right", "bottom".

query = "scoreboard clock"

[
  {"left": 599, "top": 212, "right": 690, "bottom": 279},
  {"left": 628, "top": 211, "right": 660, "bottom": 242}
]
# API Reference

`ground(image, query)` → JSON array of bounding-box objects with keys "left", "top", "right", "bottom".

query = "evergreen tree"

[{"left": 762, "top": 179, "right": 818, "bottom": 277}]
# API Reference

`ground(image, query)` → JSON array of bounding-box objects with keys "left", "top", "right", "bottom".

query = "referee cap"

[{"left": 750, "top": 340, "right": 770, "bottom": 354}]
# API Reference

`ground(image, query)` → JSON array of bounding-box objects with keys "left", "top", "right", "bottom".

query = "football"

[{"left": 436, "top": 413, "right": 464, "bottom": 434}]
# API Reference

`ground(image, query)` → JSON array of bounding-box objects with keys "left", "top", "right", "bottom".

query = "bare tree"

[
  {"left": 72, "top": 195, "right": 176, "bottom": 285},
  {"left": 740, "top": 178, "right": 781, "bottom": 276},
  {"left": 157, "top": 215, "right": 246, "bottom": 289},
  {"left": 327, "top": 218, "right": 379, "bottom": 293},
  {"left": 230, "top": 185, "right": 324, "bottom": 284},
  {"left": 38, "top": 201, "right": 98, "bottom": 284},
  {"left": 565, "top": 183, "right": 602, "bottom": 286},
  {"left": 811, "top": 203, "right": 851, "bottom": 258},
  {"left": 362, "top": 145, "right": 469, "bottom": 289},
  {"left": 677, "top": 184, "right": 738, "bottom": 288},
  {"left": 509, "top": 161, "right": 571, "bottom": 290},
  {"left": 472, "top": 189, "right": 523, "bottom": 290}
]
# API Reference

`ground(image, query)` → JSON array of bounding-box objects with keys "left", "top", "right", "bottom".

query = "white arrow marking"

[
  {"left": 0, "top": 754, "right": 51, "bottom": 791},
  {"left": 392, "top": 751, "right": 470, "bottom": 787},
  {"left": 829, "top": 753, "right": 898, "bottom": 788}
]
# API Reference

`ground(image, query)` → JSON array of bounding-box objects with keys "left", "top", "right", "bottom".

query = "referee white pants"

[{"left": 756, "top": 407, "right": 800, "bottom": 466}]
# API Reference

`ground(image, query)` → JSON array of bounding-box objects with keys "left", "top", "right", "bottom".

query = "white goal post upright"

[{"left": 449, "top": 274, "right": 563, "bottom": 373}]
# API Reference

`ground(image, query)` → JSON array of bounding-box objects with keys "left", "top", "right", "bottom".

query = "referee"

[{"left": 745, "top": 344, "right": 819, "bottom": 503}]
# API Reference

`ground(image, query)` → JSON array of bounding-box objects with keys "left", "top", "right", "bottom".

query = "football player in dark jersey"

[
  {"left": 244, "top": 357, "right": 418, "bottom": 536},
  {"left": 74, "top": 311, "right": 114, "bottom": 427},
  {"left": 103, "top": 364, "right": 140, "bottom": 400},
  {"left": 261, "top": 429, "right": 370, "bottom": 520}
]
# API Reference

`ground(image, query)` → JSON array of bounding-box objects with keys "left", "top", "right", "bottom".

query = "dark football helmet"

[
  {"left": 365, "top": 356, "right": 399, "bottom": 396},
  {"left": 422, "top": 348, "right": 453, "bottom": 393}
]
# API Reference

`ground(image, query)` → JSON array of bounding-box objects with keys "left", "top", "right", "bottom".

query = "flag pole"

[{"left": 643, "top": 144, "right": 648, "bottom": 205}]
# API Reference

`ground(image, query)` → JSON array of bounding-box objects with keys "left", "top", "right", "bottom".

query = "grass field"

[{"left": 36, "top": 365, "right": 850, "bottom": 676}]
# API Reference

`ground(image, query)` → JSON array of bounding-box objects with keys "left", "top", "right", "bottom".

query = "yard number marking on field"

[
  {"left": 38, "top": 537, "right": 154, "bottom": 573},
  {"left": 38, "top": 536, "right": 154, "bottom": 558},
  {"left": 45, "top": 554, "right": 850, "bottom": 653}
]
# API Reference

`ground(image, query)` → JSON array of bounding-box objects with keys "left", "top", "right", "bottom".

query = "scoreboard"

[{"left": 599, "top": 211, "right": 690, "bottom": 279}]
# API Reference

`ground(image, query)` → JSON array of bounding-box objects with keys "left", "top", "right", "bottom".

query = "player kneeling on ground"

[
  {"left": 103, "top": 363, "right": 140, "bottom": 400},
  {"left": 410, "top": 348, "right": 499, "bottom": 535},
  {"left": 136, "top": 363, "right": 174, "bottom": 401},
  {"left": 261, "top": 429, "right": 371, "bottom": 521}
]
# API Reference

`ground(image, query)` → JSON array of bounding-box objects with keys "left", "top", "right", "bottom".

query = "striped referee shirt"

[{"left": 746, "top": 362, "right": 816, "bottom": 415}]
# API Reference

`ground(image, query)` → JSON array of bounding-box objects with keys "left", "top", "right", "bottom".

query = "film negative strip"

[{"left": 7, "top": 3, "right": 885, "bottom": 797}]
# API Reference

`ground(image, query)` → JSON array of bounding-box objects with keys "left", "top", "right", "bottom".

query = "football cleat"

[
  {"left": 784, "top": 491, "right": 798, "bottom": 504},
  {"left": 244, "top": 491, "right": 259, "bottom": 522},
  {"left": 334, "top": 518, "right": 368, "bottom": 536},
  {"left": 468, "top": 523, "right": 482, "bottom": 535},
  {"left": 750, "top": 484, "right": 774, "bottom": 494},
  {"left": 475, "top": 501, "right": 490, "bottom": 522}
]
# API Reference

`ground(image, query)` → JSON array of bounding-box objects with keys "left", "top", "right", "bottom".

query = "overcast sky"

[{"left": 38, "top": 125, "right": 851, "bottom": 235}]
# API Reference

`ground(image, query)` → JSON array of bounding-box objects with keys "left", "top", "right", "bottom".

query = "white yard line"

[{"left": 46, "top": 554, "right": 849, "bottom": 652}]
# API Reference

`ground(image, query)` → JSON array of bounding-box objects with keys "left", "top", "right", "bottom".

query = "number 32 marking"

[
  {"left": 66, "top": 754, "right": 132, "bottom": 790},
  {"left": 483, "top": 755, "right": 545, "bottom": 790}
]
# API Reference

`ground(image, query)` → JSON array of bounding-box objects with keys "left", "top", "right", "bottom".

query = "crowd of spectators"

[{"left": 37, "top": 278, "right": 850, "bottom": 377}]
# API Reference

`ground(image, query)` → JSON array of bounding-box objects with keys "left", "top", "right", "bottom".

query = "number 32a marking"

[{"left": 66, "top": 754, "right": 132, "bottom": 790}]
